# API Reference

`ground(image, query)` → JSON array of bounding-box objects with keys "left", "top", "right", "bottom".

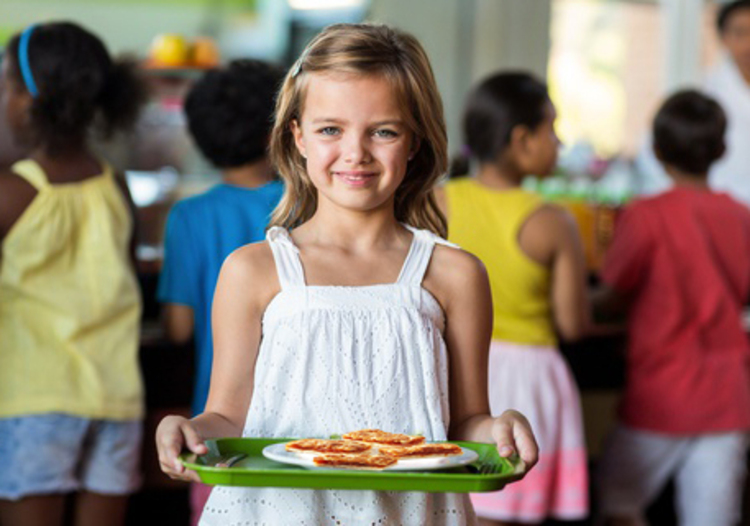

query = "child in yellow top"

[
  {"left": 439, "top": 72, "right": 590, "bottom": 525},
  {"left": 0, "top": 22, "right": 146, "bottom": 526}
]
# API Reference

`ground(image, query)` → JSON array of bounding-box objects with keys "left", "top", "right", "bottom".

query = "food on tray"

[
  {"left": 285, "top": 439, "right": 372, "bottom": 454},
  {"left": 379, "top": 443, "right": 463, "bottom": 458},
  {"left": 342, "top": 429, "right": 425, "bottom": 447},
  {"left": 313, "top": 452, "right": 398, "bottom": 469},
  {"left": 276, "top": 430, "right": 462, "bottom": 471}
]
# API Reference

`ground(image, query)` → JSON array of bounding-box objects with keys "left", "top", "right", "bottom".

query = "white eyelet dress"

[{"left": 199, "top": 226, "right": 477, "bottom": 526}]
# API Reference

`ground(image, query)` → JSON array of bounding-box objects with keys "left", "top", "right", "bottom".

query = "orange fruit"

[
  {"left": 149, "top": 34, "right": 189, "bottom": 67},
  {"left": 191, "top": 37, "right": 220, "bottom": 68}
]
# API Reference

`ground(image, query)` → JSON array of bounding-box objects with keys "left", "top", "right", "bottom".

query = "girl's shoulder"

[
  {"left": 227, "top": 238, "right": 278, "bottom": 278},
  {"left": 424, "top": 240, "right": 489, "bottom": 310},
  {"left": 521, "top": 202, "right": 579, "bottom": 243},
  {"left": 428, "top": 242, "right": 487, "bottom": 284},
  {"left": 221, "top": 238, "right": 281, "bottom": 302},
  {"left": 517, "top": 202, "right": 582, "bottom": 268}
]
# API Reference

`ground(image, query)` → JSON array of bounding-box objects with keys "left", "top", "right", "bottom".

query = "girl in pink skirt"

[{"left": 439, "top": 72, "right": 590, "bottom": 525}]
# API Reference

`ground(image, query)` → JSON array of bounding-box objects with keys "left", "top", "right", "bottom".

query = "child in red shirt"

[{"left": 594, "top": 90, "right": 750, "bottom": 526}]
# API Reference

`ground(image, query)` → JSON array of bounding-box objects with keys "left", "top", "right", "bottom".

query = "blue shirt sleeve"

[{"left": 157, "top": 203, "right": 200, "bottom": 307}]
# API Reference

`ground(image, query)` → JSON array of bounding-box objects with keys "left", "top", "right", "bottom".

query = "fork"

[{"left": 213, "top": 453, "right": 248, "bottom": 468}]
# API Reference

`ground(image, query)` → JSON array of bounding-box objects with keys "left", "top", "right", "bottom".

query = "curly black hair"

[
  {"left": 6, "top": 21, "right": 147, "bottom": 152},
  {"left": 653, "top": 90, "right": 726, "bottom": 175},
  {"left": 184, "top": 59, "right": 283, "bottom": 169}
]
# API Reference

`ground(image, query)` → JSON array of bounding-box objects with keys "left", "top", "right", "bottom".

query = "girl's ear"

[
  {"left": 509, "top": 124, "right": 532, "bottom": 154},
  {"left": 291, "top": 119, "right": 307, "bottom": 158}
]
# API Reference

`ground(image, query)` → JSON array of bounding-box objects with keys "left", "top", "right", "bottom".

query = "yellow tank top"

[
  {"left": 0, "top": 160, "right": 143, "bottom": 419},
  {"left": 445, "top": 178, "right": 556, "bottom": 345}
]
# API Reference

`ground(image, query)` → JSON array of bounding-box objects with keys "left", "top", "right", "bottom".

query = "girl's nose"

[{"left": 344, "top": 136, "right": 372, "bottom": 164}]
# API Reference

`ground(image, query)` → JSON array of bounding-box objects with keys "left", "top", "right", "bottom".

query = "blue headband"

[{"left": 18, "top": 25, "right": 39, "bottom": 97}]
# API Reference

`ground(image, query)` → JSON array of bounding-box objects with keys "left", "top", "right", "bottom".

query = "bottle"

[{"left": 593, "top": 158, "right": 634, "bottom": 270}]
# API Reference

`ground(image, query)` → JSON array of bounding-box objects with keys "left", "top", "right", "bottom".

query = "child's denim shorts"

[{"left": 0, "top": 413, "right": 143, "bottom": 500}]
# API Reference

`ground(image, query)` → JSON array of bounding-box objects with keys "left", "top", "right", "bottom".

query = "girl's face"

[
  {"left": 0, "top": 56, "right": 33, "bottom": 146},
  {"left": 292, "top": 73, "right": 416, "bottom": 215},
  {"left": 516, "top": 101, "right": 560, "bottom": 178},
  {"left": 722, "top": 8, "right": 750, "bottom": 76}
]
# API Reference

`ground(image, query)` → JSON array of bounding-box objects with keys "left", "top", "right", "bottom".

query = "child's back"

[
  {"left": 0, "top": 21, "right": 146, "bottom": 526},
  {"left": 596, "top": 89, "right": 750, "bottom": 526},
  {"left": 158, "top": 60, "right": 284, "bottom": 419},
  {"left": 603, "top": 187, "right": 750, "bottom": 432},
  {"left": 0, "top": 158, "right": 142, "bottom": 418},
  {"left": 160, "top": 183, "right": 282, "bottom": 407},
  {"left": 445, "top": 181, "right": 556, "bottom": 346}
]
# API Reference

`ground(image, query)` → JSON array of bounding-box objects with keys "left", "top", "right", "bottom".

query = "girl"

[
  {"left": 0, "top": 22, "right": 146, "bottom": 526},
  {"left": 440, "top": 72, "right": 590, "bottom": 525},
  {"left": 156, "top": 23, "right": 538, "bottom": 525}
]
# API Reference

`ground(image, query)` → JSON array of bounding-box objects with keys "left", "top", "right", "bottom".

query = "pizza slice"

[
  {"left": 342, "top": 429, "right": 425, "bottom": 447},
  {"left": 285, "top": 439, "right": 372, "bottom": 454},
  {"left": 312, "top": 452, "right": 398, "bottom": 470},
  {"left": 379, "top": 443, "right": 463, "bottom": 458}
]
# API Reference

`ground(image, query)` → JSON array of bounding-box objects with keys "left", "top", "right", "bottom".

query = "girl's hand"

[
  {"left": 155, "top": 415, "right": 208, "bottom": 482},
  {"left": 491, "top": 409, "right": 539, "bottom": 474}
]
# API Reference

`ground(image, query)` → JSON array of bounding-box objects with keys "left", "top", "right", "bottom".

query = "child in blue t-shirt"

[{"left": 156, "top": 59, "right": 283, "bottom": 525}]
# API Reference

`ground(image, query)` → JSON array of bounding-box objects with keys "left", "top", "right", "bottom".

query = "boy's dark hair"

[
  {"left": 717, "top": 1, "right": 750, "bottom": 33},
  {"left": 185, "top": 59, "right": 282, "bottom": 169},
  {"left": 653, "top": 90, "right": 726, "bottom": 175},
  {"left": 6, "top": 22, "right": 147, "bottom": 152},
  {"left": 449, "top": 71, "right": 549, "bottom": 177}
]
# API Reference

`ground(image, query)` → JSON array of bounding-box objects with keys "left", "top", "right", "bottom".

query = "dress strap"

[
  {"left": 398, "top": 225, "right": 459, "bottom": 286},
  {"left": 266, "top": 226, "right": 306, "bottom": 289},
  {"left": 11, "top": 159, "right": 50, "bottom": 191}
]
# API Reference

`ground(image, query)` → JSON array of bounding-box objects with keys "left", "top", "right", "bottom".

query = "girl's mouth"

[{"left": 334, "top": 171, "right": 378, "bottom": 187}]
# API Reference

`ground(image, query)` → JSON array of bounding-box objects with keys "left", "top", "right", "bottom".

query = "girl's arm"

[
  {"left": 0, "top": 170, "right": 37, "bottom": 242},
  {"left": 424, "top": 246, "right": 538, "bottom": 471},
  {"left": 156, "top": 242, "right": 280, "bottom": 481},
  {"left": 113, "top": 170, "right": 140, "bottom": 266},
  {"left": 519, "top": 204, "right": 591, "bottom": 341},
  {"left": 162, "top": 303, "right": 195, "bottom": 344}
]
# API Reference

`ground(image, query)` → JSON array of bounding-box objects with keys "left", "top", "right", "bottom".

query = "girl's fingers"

[
  {"left": 182, "top": 422, "right": 208, "bottom": 455},
  {"left": 513, "top": 423, "right": 539, "bottom": 469},
  {"left": 492, "top": 410, "right": 540, "bottom": 473},
  {"left": 506, "top": 410, "right": 539, "bottom": 469},
  {"left": 491, "top": 416, "right": 516, "bottom": 457},
  {"left": 155, "top": 416, "right": 200, "bottom": 481}
]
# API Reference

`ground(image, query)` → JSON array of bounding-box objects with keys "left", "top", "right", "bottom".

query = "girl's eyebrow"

[{"left": 310, "top": 118, "right": 405, "bottom": 127}]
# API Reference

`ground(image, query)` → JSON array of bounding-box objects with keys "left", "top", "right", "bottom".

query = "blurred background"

[{"left": 0, "top": 1, "right": 738, "bottom": 525}]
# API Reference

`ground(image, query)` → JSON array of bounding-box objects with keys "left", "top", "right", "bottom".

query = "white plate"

[{"left": 262, "top": 442, "right": 479, "bottom": 471}]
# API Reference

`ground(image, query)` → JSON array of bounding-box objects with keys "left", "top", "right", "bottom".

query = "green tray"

[{"left": 180, "top": 438, "right": 524, "bottom": 493}]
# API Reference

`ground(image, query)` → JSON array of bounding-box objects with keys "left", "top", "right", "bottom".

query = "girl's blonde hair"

[{"left": 269, "top": 23, "right": 448, "bottom": 237}]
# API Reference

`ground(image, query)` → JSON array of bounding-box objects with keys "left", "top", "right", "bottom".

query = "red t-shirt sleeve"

[{"left": 601, "top": 206, "right": 652, "bottom": 294}]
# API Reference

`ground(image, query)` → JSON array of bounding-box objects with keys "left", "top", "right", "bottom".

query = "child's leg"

[
  {"left": 73, "top": 491, "right": 128, "bottom": 526},
  {"left": 595, "top": 425, "right": 688, "bottom": 526},
  {"left": 0, "top": 414, "right": 88, "bottom": 526},
  {"left": 190, "top": 482, "right": 213, "bottom": 526},
  {"left": 673, "top": 432, "right": 749, "bottom": 526},
  {"left": 0, "top": 495, "right": 66, "bottom": 526}
]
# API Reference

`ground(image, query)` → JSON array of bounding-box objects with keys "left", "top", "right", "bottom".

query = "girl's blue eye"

[
  {"left": 374, "top": 129, "right": 398, "bottom": 138},
  {"left": 319, "top": 126, "right": 340, "bottom": 136}
]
